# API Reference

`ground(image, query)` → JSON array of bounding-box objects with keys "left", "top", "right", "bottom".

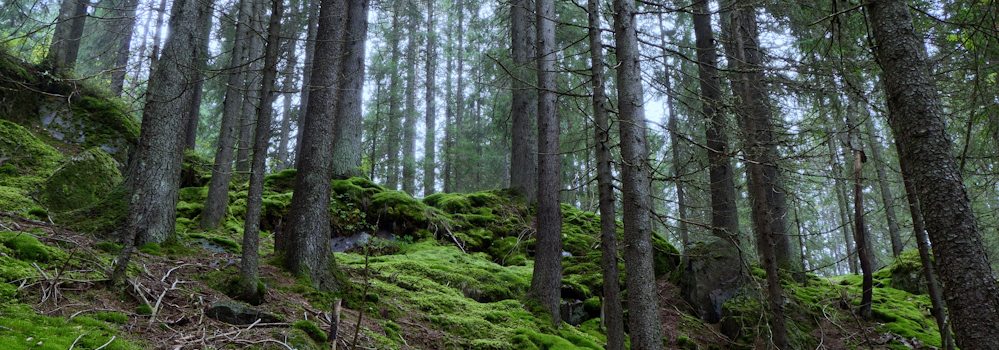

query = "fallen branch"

[
  {"left": 67, "top": 328, "right": 93, "bottom": 350},
  {"left": 93, "top": 336, "right": 116, "bottom": 350}
]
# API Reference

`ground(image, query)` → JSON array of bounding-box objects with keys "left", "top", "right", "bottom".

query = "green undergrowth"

[
  {"left": 0, "top": 119, "right": 64, "bottom": 191},
  {"left": 336, "top": 240, "right": 605, "bottom": 348},
  {"left": 39, "top": 147, "right": 122, "bottom": 213},
  {"left": 0, "top": 304, "right": 143, "bottom": 350}
]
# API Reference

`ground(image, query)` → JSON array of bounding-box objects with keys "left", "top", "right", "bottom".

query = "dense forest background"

[{"left": 2, "top": 0, "right": 999, "bottom": 347}]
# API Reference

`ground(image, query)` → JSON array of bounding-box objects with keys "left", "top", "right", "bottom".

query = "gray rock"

[
  {"left": 678, "top": 236, "right": 745, "bottom": 323},
  {"left": 205, "top": 300, "right": 282, "bottom": 325}
]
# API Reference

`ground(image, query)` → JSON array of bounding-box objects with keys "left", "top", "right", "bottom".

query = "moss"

[
  {"left": 178, "top": 186, "right": 208, "bottom": 203},
  {"left": 651, "top": 232, "right": 680, "bottom": 278},
  {"left": 27, "top": 207, "right": 48, "bottom": 220},
  {"left": 293, "top": 320, "right": 327, "bottom": 343},
  {"left": 135, "top": 304, "right": 153, "bottom": 315},
  {"left": 94, "top": 241, "right": 121, "bottom": 253},
  {"left": 94, "top": 312, "right": 128, "bottom": 325},
  {"left": 0, "top": 303, "right": 143, "bottom": 350},
  {"left": 0, "top": 256, "right": 33, "bottom": 282},
  {"left": 175, "top": 201, "right": 203, "bottom": 219},
  {"left": 0, "top": 186, "right": 35, "bottom": 213},
  {"left": 0, "top": 119, "right": 65, "bottom": 190},
  {"left": 39, "top": 148, "right": 122, "bottom": 213},
  {"left": 138, "top": 243, "right": 162, "bottom": 256},
  {"left": 60, "top": 183, "right": 128, "bottom": 235},
  {"left": 1, "top": 231, "right": 54, "bottom": 263},
  {"left": 368, "top": 190, "right": 429, "bottom": 235},
  {"left": 69, "top": 96, "right": 140, "bottom": 148},
  {"left": 263, "top": 169, "right": 297, "bottom": 193},
  {"left": 0, "top": 282, "right": 16, "bottom": 301},
  {"left": 676, "top": 334, "right": 698, "bottom": 349},
  {"left": 384, "top": 320, "right": 401, "bottom": 340},
  {"left": 509, "top": 328, "right": 603, "bottom": 350}
]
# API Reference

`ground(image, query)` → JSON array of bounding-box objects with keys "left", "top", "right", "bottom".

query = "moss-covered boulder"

[
  {"left": 39, "top": 148, "right": 122, "bottom": 213},
  {"left": 0, "top": 119, "right": 64, "bottom": 190},
  {"left": 676, "top": 236, "right": 745, "bottom": 323},
  {"left": 0, "top": 185, "right": 36, "bottom": 213},
  {"left": 884, "top": 250, "right": 930, "bottom": 295}
]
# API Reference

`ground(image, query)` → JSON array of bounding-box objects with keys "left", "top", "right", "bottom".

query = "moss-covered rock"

[
  {"left": 0, "top": 119, "right": 64, "bottom": 190},
  {"left": 676, "top": 236, "right": 744, "bottom": 323},
  {"left": 884, "top": 250, "right": 929, "bottom": 295},
  {"left": 39, "top": 148, "right": 122, "bottom": 213},
  {"left": 263, "top": 168, "right": 297, "bottom": 193},
  {"left": 0, "top": 185, "right": 36, "bottom": 213}
]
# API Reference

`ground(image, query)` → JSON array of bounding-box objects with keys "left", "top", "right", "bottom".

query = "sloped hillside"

[{"left": 0, "top": 49, "right": 950, "bottom": 350}]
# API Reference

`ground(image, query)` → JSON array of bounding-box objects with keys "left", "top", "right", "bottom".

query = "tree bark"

[
  {"left": 236, "top": 0, "right": 265, "bottom": 173},
  {"left": 330, "top": 0, "right": 369, "bottom": 179},
  {"left": 294, "top": 0, "right": 320, "bottom": 168},
  {"left": 239, "top": 0, "right": 282, "bottom": 306},
  {"left": 846, "top": 113, "right": 873, "bottom": 319},
  {"left": 452, "top": 1, "right": 465, "bottom": 192},
  {"left": 509, "top": 0, "right": 538, "bottom": 203},
  {"left": 185, "top": 9, "right": 212, "bottom": 150},
  {"left": 612, "top": 0, "right": 663, "bottom": 346},
  {"left": 112, "top": 0, "right": 214, "bottom": 292},
  {"left": 863, "top": 116, "right": 904, "bottom": 257},
  {"left": 529, "top": 0, "right": 562, "bottom": 326},
  {"left": 587, "top": 0, "right": 623, "bottom": 347},
  {"left": 109, "top": 0, "right": 139, "bottom": 96},
  {"left": 827, "top": 134, "right": 858, "bottom": 274},
  {"left": 402, "top": 3, "right": 419, "bottom": 193},
  {"left": 896, "top": 140, "right": 954, "bottom": 350},
  {"left": 659, "top": 13, "right": 689, "bottom": 257},
  {"left": 868, "top": 0, "right": 999, "bottom": 345},
  {"left": 283, "top": 0, "right": 348, "bottom": 293},
  {"left": 385, "top": 0, "right": 403, "bottom": 190},
  {"left": 202, "top": 0, "right": 253, "bottom": 230},
  {"left": 725, "top": 1, "right": 790, "bottom": 346},
  {"left": 47, "top": 0, "right": 89, "bottom": 72},
  {"left": 422, "top": 0, "right": 436, "bottom": 197},
  {"left": 275, "top": 40, "right": 297, "bottom": 171},
  {"left": 443, "top": 13, "right": 454, "bottom": 193}
]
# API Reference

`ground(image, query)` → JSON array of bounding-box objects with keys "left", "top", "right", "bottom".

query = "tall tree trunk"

[
  {"left": 529, "top": 0, "right": 562, "bottom": 325},
  {"left": 443, "top": 16, "right": 454, "bottom": 193},
  {"left": 283, "top": 0, "right": 348, "bottom": 293},
  {"left": 110, "top": 0, "right": 139, "bottom": 95},
  {"left": 385, "top": 0, "right": 403, "bottom": 190},
  {"left": 294, "top": 0, "right": 320, "bottom": 168},
  {"left": 896, "top": 140, "right": 954, "bottom": 350},
  {"left": 112, "top": 0, "right": 214, "bottom": 292},
  {"left": 276, "top": 42, "right": 297, "bottom": 171},
  {"left": 846, "top": 112, "right": 873, "bottom": 318},
  {"left": 422, "top": 0, "right": 436, "bottom": 197},
  {"left": 402, "top": 4, "right": 419, "bottom": 193},
  {"left": 868, "top": 0, "right": 999, "bottom": 345},
  {"left": 239, "top": 0, "right": 282, "bottom": 306},
  {"left": 148, "top": 0, "right": 168, "bottom": 67},
  {"left": 452, "top": 0, "right": 465, "bottom": 192},
  {"left": 202, "top": 0, "right": 253, "bottom": 230},
  {"left": 863, "top": 116, "right": 904, "bottom": 257},
  {"left": 236, "top": 0, "right": 265, "bottom": 173},
  {"left": 613, "top": 0, "right": 663, "bottom": 346},
  {"left": 509, "top": 0, "right": 538, "bottom": 203},
  {"left": 726, "top": 1, "right": 790, "bottom": 346},
  {"left": 828, "top": 134, "right": 858, "bottom": 274},
  {"left": 47, "top": 0, "right": 89, "bottom": 72},
  {"left": 330, "top": 0, "right": 369, "bottom": 179},
  {"left": 185, "top": 9, "right": 212, "bottom": 150},
  {"left": 659, "top": 14, "right": 689, "bottom": 256},
  {"left": 587, "top": 0, "right": 623, "bottom": 347}
]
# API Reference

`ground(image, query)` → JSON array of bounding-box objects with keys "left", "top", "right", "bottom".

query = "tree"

[
  {"left": 863, "top": 116, "right": 904, "bottom": 257},
  {"left": 112, "top": 0, "right": 214, "bottom": 292},
  {"left": 282, "top": 0, "right": 348, "bottom": 292},
  {"left": 384, "top": 0, "right": 403, "bottom": 190},
  {"left": 47, "top": 0, "right": 88, "bottom": 72},
  {"left": 236, "top": 0, "right": 265, "bottom": 173},
  {"left": 330, "top": 0, "right": 369, "bottom": 179},
  {"left": 613, "top": 0, "right": 663, "bottom": 346},
  {"left": 587, "top": 0, "right": 623, "bottom": 347},
  {"left": 422, "top": 0, "right": 437, "bottom": 196},
  {"left": 239, "top": 0, "right": 282, "bottom": 306},
  {"left": 402, "top": 1, "right": 420, "bottom": 193},
  {"left": 109, "top": 0, "right": 139, "bottom": 96},
  {"left": 868, "top": 0, "right": 999, "bottom": 346},
  {"left": 509, "top": 0, "right": 538, "bottom": 203},
  {"left": 202, "top": 0, "right": 256, "bottom": 230},
  {"left": 845, "top": 111, "right": 872, "bottom": 318},
  {"left": 185, "top": 10, "right": 212, "bottom": 150},
  {"left": 528, "top": 0, "right": 562, "bottom": 325},
  {"left": 294, "top": 0, "right": 320, "bottom": 168}
]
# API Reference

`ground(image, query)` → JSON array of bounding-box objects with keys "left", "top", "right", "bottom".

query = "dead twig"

[{"left": 67, "top": 328, "right": 93, "bottom": 350}]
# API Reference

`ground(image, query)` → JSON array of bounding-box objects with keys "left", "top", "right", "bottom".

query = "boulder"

[
  {"left": 678, "top": 236, "right": 745, "bottom": 323},
  {"left": 39, "top": 148, "right": 122, "bottom": 212},
  {"left": 888, "top": 250, "right": 929, "bottom": 295},
  {"left": 205, "top": 300, "right": 282, "bottom": 325}
]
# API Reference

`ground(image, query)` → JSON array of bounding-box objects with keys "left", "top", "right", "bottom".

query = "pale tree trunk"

[
  {"left": 509, "top": 0, "right": 538, "bottom": 203},
  {"left": 422, "top": 0, "right": 436, "bottom": 197},
  {"left": 113, "top": 0, "right": 214, "bottom": 293},
  {"left": 452, "top": 0, "right": 465, "bottom": 191},
  {"left": 385, "top": 0, "right": 402, "bottom": 190},
  {"left": 239, "top": 0, "right": 282, "bottom": 306},
  {"left": 613, "top": 0, "right": 663, "bottom": 346},
  {"left": 869, "top": 0, "right": 999, "bottom": 345},
  {"left": 294, "top": 0, "right": 319, "bottom": 167},
  {"left": 283, "top": 0, "right": 348, "bottom": 293},
  {"left": 202, "top": 0, "right": 253, "bottom": 230},
  {"left": 659, "top": 14, "right": 689, "bottom": 254},
  {"left": 845, "top": 112, "right": 873, "bottom": 318},
  {"left": 110, "top": 0, "right": 139, "bottom": 95},
  {"left": 47, "top": 0, "right": 89, "bottom": 73},
  {"left": 726, "top": 1, "right": 790, "bottom": 346},
  {"left": 402, "top": 4, "right": 419, "bottom": 193},
  {"left": 276, "top": 45, "right": 296, "bottom": 171},
  {"left": 529, "top": 0, "right": 562, "bottom": 326},
  {"left": 863, "top": 116, "right": 904, "bottom": 257},
  {"left": 443, "top": 17, "right": 454, "bottom": 193},
  {"left": 587, "top": 0, "right": 623, "bottom": 347},
  {"left": 236, "top": 0, "right": 265, "bottom": 173},
  {"left": 148, "top": 0, "right": 168, "bottom": 67},
  {"left": 330, "top": 0, "right": 369, "bottom": 179},
  {"left": 185, "top": 9, "right": 212, "bottom": 150},
  {"left": 896, "top": 140, "right": 954, "bottom": 350},
  {"left": 827, "top": 132, "right": 858, "bottom": 274}
]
